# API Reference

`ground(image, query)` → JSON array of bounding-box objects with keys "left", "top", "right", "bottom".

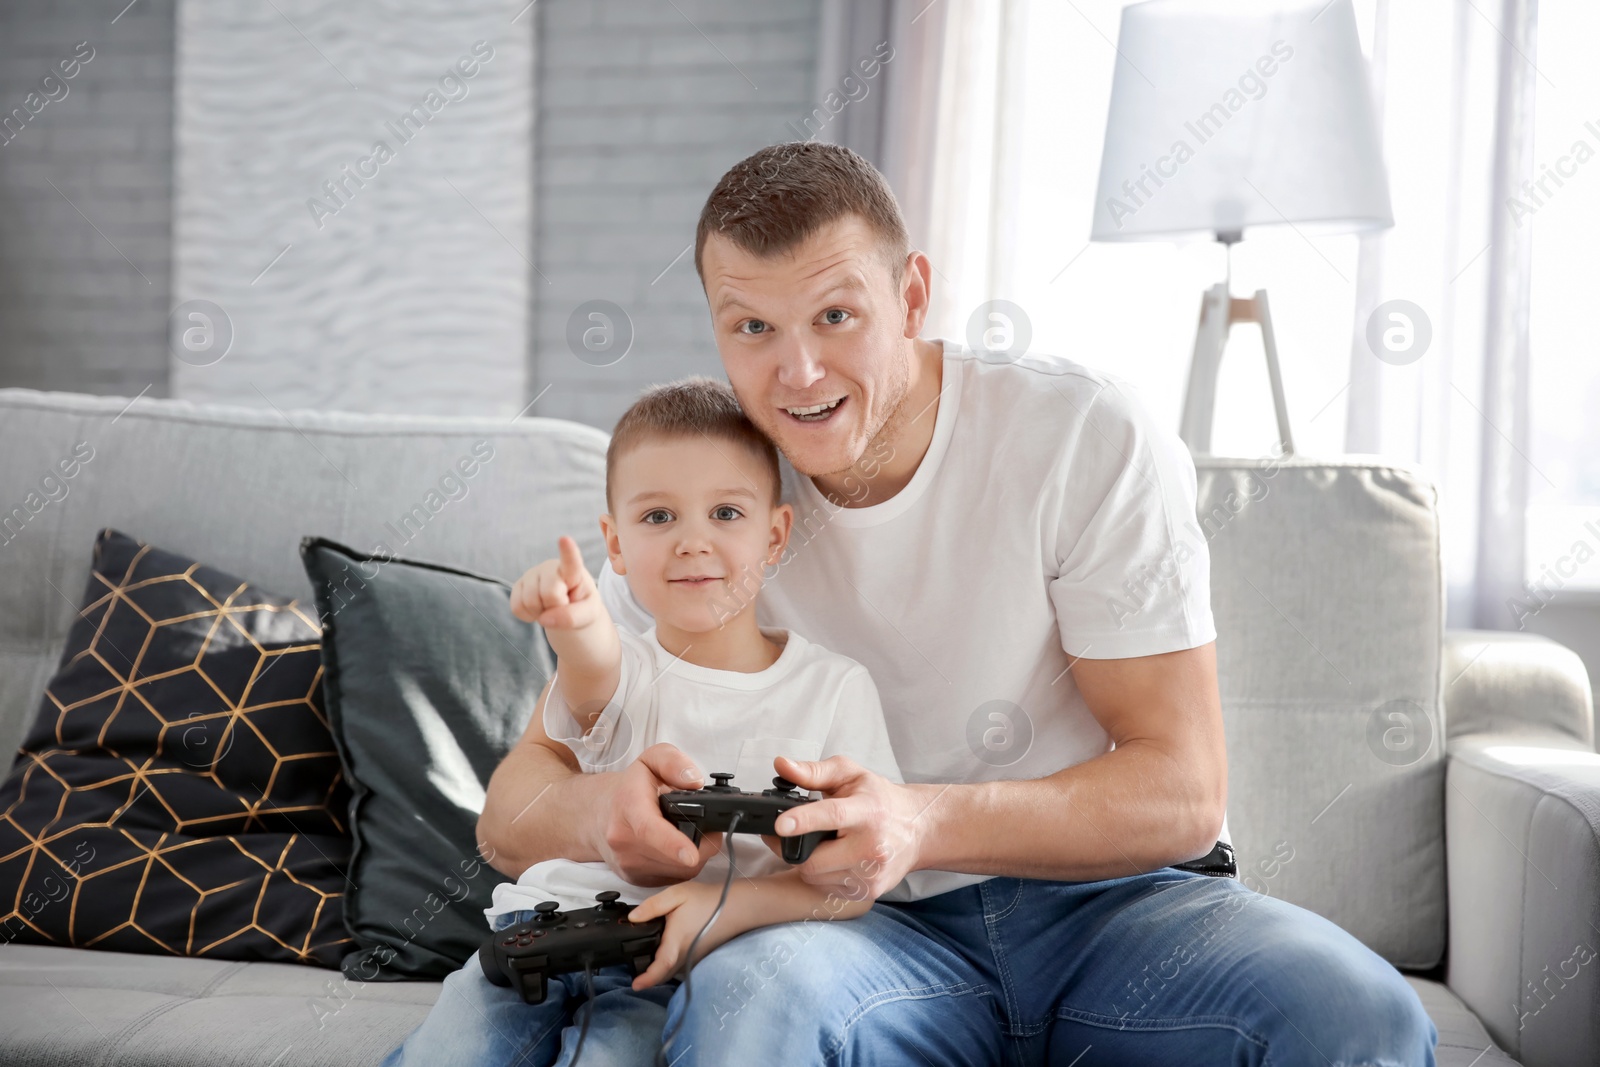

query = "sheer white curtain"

[
  {"left": 1343, "top": 0, "right": 1539, "bottom": 630},
  {"left": 812, "top": 0, "right": 1024, "bottom": 331},
  {"left": 835, "top": 0, "right": 1575, "bottom": 631}
]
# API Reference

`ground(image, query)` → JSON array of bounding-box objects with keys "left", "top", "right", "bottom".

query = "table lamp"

[{"left": 1089, "top": 0, "right": 1393, "bottom": 456}]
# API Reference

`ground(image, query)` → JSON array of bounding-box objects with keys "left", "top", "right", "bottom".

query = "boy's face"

[{"left": 601, "top": 436, "right": 793, "bottom": 633}]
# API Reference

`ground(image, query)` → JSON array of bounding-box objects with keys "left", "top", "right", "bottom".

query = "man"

[{"left": 480, "top": 142, "right": 1436, "bottom": 1065}]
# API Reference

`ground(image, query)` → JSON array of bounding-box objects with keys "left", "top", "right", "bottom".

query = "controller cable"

[
  {"left": 654, "top": 810, "right": 742, "bottom": 1067},
  {"left": 567, "top": 814, "right": 744, "bottom": 1067},
  {"left": 568, "top": 960, "right": 597, "bottom": 1064}
]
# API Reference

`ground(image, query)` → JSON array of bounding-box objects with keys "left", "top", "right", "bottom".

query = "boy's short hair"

[
  {"left": 606, "top": 377, "right": 782, "bottom": 513},
  {"left": 695, "top": 141, "right": 911, "bottom": 282}
]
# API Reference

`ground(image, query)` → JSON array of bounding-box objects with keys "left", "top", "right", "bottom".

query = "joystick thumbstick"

[
  {"left": 708, "top": 772, "right": 736, "bottom": 790},
  {"left": 772, "top": 776, "right": 798, "bottom": 792},
  {"left": 594, "top": 890, "right": 625, "bottom": 910},
  {"left": 533, "top": 901, "right": 561, "bottom": 922}
]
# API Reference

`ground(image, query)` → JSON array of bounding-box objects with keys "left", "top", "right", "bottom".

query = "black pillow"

[
  {"left": 0, "top": 529, "right": 351, "bottom": 965},
  {"left": 299, "top": 537, "right": 551, "bottom": 981}
]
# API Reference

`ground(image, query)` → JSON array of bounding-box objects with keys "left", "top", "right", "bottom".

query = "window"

[{"left": 1524, "top": 2, "right": 1600, "bottom": 589}]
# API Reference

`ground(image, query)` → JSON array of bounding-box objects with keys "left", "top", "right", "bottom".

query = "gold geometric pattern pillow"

[{"left": 0, "top": 529, "right": 351, "bottom": 965}]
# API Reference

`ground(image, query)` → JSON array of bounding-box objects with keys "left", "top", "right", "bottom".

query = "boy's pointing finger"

[{"left": 557, "top": 535, "right": 588, "bottom": 585}]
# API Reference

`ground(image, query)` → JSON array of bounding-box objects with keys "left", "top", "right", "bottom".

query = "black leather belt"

[{"left": 1172, "top": 840, "right": 1237, "bottom": 878}]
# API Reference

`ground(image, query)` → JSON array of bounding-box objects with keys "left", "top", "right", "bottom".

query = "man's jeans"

[
  {"left": 381, "top": 910, "right": 675, "bottom": 1067},
  {"left": 663, "top": 869, "right": 1438, "bottom": 1066}
]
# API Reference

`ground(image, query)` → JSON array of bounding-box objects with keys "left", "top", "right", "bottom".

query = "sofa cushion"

[
  {"left": 0, "top": 529, "right": 351, "bottom": 965},
  {"left": 300, "top": 537, "right": 550, "bottom": 981},
  {"left": 1198, "top": 458, "right": 1445, "bottom": 969},
  {"left": 0, "top": 944, "right": 437, "bottom": 1066},
  {"left": 1406, "top": 977, "right": 1519, "bottom": 1066},
  {"left": 0, "top": 531, "right": 352, "bottom": 966},
  {"left": 0, "top": 952, "right": 1514, "bottom": 1067},
  {"left": 0, "top": 387, "right": 610, "bottom": 764}
]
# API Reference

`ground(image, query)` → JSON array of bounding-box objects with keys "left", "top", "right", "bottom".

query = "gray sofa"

[{"left": 0, "top": 386, "right": 1595, "bottom": 1066}]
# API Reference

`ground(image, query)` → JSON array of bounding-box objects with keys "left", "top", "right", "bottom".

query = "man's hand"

[
  {"left": 626, "top": 881, "right": 740, "bottom": 990},
  {"left": 510, "top": 535, "right": 602, "bottom": 630},
  {"left": 594, "top": 743, "right": 722, "bottom": 887},
  {"left": 767, "top": 755, "right": 926, "bottom": 899}
]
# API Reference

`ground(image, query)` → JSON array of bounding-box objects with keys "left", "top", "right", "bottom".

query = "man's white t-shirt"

[
  {"left": 488, "top": 625, "right": 905, "bottom": 916},
  {"left": 600, "top": 340, "right": 1222, "bottom": 838}
]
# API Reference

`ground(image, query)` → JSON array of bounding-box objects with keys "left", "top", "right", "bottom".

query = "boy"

[{"left": 384, "top": 377, "right": 906, "bottom": 1067}]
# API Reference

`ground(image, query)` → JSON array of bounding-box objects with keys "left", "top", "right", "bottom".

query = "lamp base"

[{"left": 1178, "top": 281, "right": 1295, "bottom": 458}]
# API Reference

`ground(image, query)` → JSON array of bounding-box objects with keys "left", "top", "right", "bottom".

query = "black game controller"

[
  {"left": 479, "top": 891, "right": 664, "bottom": 1004},
  {"left": 659, "top": 772, "right": 837, "bottom": 865}
]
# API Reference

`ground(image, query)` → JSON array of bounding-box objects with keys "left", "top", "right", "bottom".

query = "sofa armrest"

[
  {"left": 1445, "top": 734, "right": 1600, "bottom": 1067},
  {"left": 1444, "top": 630, "right": 1595, "bottom": 746}
]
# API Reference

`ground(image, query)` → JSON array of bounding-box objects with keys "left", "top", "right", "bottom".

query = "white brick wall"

[
  {"left": 531, "top": 0, "right": 821, "bottom": 431},
  {"left": 0, "top": 0, "right": 174, "bottom": 399},
  {"left": 170, "top": 3, "right": 534, "bottom": 416},
  {"left": 0, "top": 0, "right": 828, "bottom": 423}
]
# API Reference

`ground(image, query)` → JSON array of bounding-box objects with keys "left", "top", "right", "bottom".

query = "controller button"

[
  {"left": 502, "top": 936, "right": 517, "bottom": 946},
  {"left": 530, "top": 929, "right": 547, "bottom": 938},
  {"left": 573, "top": 921, "right": 588, "bottom": 928}
]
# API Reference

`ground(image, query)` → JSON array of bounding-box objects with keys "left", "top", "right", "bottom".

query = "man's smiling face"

[{"left": 701, "top": 214, "right": 915, "bottom": 479}]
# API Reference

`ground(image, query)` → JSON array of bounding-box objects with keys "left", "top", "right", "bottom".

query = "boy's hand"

[
  {"left": 627, "top": 881, "right": 746, "bottom": 991},
  {"left": 510, "top": 536, "right": 602, "bottom": 630}
]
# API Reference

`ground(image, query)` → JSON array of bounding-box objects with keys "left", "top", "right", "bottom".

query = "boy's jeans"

[
  {"left": 662, "top": 869, "right": 1438, "bottom": 1066},
  {"left": 381, "top": 910, "right": 675, "bottom": 1067}
]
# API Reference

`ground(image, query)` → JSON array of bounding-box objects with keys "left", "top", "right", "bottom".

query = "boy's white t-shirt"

[
  {"left": 599, "top": 340, "right": 1226, "bottom": 842},
  {"left": 489, "top": 625, "right": 931, "bottom": 917}
]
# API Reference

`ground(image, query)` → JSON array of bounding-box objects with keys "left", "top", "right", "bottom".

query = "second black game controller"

[
  {"left": 659, "top": 772, "right": 837, "bottom": 864},
  {"left": 479, "top": 891, "right": 664, "bottom": 1004}
]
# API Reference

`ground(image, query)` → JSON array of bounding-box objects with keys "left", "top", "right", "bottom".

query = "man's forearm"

[
  {"left": 478, "top": 739, "right": 607, "bottom": 878},
  {"left": 911, "top": 739, "right": 1225, "bottom": 882}
]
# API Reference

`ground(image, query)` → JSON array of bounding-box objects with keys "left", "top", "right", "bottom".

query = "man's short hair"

[
  {"left": 694, "top": 141, "right": 911, "bottom": 282},
  {"left": 606, "top": 376, "right": 782, "bottom": 513}
]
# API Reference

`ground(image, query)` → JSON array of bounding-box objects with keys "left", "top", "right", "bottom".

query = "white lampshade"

[{"left": 1090, "top": 0, "right": 1393, "bottom": 242}]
